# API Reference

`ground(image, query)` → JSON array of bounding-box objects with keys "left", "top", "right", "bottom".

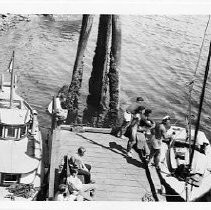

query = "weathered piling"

[
  {"left": 66, "top": 15, "right": 94, "bottom": 124},
  {"left": 83, "top": 15, "right": 112, "bottom": 127},
  {"left": 104, "top": 15, "right": 121, "bottom": 127}
]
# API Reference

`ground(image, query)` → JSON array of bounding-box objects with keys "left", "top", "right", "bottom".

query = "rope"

[{"left": 190, "top": 15, "right": 211, "bottom": 85}]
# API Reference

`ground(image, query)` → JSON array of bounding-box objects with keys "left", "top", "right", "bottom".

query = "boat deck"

[{"left": 48, "top": 126, "right": 164, "bottom": 201}]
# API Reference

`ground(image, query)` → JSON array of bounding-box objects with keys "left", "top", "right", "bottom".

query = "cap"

[
  {"left": 136, "top": 97, "right": 144, "bottom": 102},
  {"left": 162, "top": 115, "right": 171, "bottom": 122}
]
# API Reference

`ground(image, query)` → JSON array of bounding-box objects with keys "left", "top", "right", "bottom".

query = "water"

[{"left": 0, "top": 14, "right": 210, "bottom": 140}]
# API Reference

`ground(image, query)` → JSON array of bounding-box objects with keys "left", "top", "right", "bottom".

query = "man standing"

[
  {"left": 149, "top": 115, "right": 174, "bottom": 169},
  {"left": 118, "top": 96, "right": 145, "bottom": 138},
  {"left": 125, "top": 106, "right": 146, "bottom": 157},
  {"left": 137, "top": 109, "right": 155, "bottom": 161}
]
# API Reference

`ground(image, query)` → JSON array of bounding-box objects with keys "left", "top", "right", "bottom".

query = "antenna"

[{"left": 9, "top": 51, "right": 15, "bottom": 109}]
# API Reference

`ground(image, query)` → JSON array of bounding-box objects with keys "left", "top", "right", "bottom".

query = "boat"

[
  {"left": 158, "top": 39, "right": 211, "bottom": 201},
  {"left": 159, "top": 126, "right": 211, "bottom": 201},
  {"left": 0, "top": 52, "right": 44, "bottom": 200}
]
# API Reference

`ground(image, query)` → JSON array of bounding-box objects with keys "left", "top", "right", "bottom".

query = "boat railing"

[{"left": 0, "top": 73, "right": 17, "bottom": 91}]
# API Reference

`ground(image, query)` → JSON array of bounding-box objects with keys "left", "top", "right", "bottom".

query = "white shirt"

[{"left": 67, "top": 175, "right": 83, "bottom": 191}]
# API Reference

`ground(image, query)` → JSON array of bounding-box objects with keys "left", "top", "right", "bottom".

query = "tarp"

[{"left": 0, "top": 109, "right": 30, "bottom": 125}]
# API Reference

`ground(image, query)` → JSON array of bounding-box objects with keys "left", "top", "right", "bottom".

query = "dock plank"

[{"left": 48, "top": 127, "right": 162, "bottom": 201}]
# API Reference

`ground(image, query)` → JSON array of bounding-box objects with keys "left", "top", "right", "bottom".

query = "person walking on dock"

[
  {"left": 136, "top": 109, "right": 155, "bottom": 161},
  {"left": 69, "top": 147, "right": 92, "bottom": 184},
  {"left": 125, "top": 106, "right": 146, "bottom": 157},
  {"left": 117, "top": 97, "right": 145, "bottom": 138}
]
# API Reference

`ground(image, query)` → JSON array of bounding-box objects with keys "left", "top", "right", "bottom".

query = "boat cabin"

[{"left": 0, "top": 98, "right": 31, "bottom": 141}]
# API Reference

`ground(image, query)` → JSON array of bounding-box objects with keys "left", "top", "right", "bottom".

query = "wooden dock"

[{"left": 48, "top": 126, "right": 165, "bottom": 201}]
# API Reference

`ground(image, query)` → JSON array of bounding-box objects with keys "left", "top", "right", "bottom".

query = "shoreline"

[{"left": 0, "top": 14, "right": 31, "bottom": 32}]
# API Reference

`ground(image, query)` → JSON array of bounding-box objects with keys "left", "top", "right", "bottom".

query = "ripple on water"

[{"left": 0, "top": 15, "right": 210, "bottom": 139}]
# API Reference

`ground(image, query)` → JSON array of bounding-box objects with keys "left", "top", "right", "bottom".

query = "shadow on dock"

[
  {"left": 156, "top": 169, "right": 185, "bottom": 202},
  {"left": 77, "top": 134, "right": 145, "bottom": 169}
]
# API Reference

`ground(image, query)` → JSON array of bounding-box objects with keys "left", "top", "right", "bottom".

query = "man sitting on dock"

[
  {"left": 54, "top": 184, "right": 80, "bottom": 201},
  {"left": 67, "top": 168, "right": 96, "bottom": 201},
  {"left": 69, "top": 147, "right": 92, "bottom": 184}
]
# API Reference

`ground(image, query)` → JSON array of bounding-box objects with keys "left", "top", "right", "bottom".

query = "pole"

[
  {"left": 9, "top": 51, "right": 15, "bottom": 109},
  {"left": 189, "top": 41, "right": 211, "bottom": 169}
]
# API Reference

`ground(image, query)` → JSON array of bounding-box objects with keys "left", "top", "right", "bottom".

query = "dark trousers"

[
  {"left": 78, "top": 164, "right": 91, "bottom": 184},
  {"left": 119, "top": 120, "right": 131, "bottom": 137},
  {"left": 126, "top": 124, "right": 138, "bottom": 152}
]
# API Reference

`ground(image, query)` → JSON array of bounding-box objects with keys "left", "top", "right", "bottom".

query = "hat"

[
  {"left": 162, "top": 115, "right": 171, "bottom": 122},
  {"left": 145, "top": 109, "right": 152, "bottom": 116},
  {"left": 136, "top": 97, "right": 144, "bottom": 102},
  {"left": 135, "top": 106, "right": 145, "bottom": 114}
]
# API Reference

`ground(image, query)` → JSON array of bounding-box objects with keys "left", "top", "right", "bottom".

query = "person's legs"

[
  {"left": 78, "top": 191, "right": 93, "bottom": 201},
  {"left": 154, "top": 149, "right": 161, "bottom": 168},
  {"left": 81, "top": 183, "right": 96, "bottom": 192},
  {"left": 85, "top": 164, "right": 91, "bottom": 172},
  {"left": 78, "top": 183, "right": 96, "bottom": 201},
  {"left": 78, "top": 169, "right": 91, "bottom": 183},
  {"left": 144, "top": 141, "right": 150, "bottom": 157},
  {"left": 148, "top": 147, "right": 156, "bottom": 165},
  {"left": 68, "top": 194, "right": 77, "bottom": 201},
  {"left": 127, "top": 137, "right": 137, "bottom": 154},
  {"left": 127, "top": 124, "right": 138, "bottom": 156},
  {"left": 118, "top": 112, "right": 132, "bottom": 137},
  {"left": 76, "top": 194, "right": 84, "bottom": 201}
]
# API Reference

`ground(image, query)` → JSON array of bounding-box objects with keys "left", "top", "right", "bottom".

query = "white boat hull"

[
  {"left": 159, "top": 126, "right": 211, "bottom": 201},
  {"left": 0, "top": 76, "right": 44, "bottom": 201}
]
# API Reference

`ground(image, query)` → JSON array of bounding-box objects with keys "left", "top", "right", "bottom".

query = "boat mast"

[
  {"left": 189, "top": 41, "right": 211, "bottom": 169},
  {"left": 9, "top": 51, "right": 15, "bottom": 109}
]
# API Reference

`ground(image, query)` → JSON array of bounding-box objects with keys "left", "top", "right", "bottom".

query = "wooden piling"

[
  {"left": 106, "top": 15, "right": 121, "bottom": 127},
  {"left": 66, "top": 15, "right": 94, "bottom": 124},
  {"left": 84, "top": 15, "right": 112, "bottom": 126}
]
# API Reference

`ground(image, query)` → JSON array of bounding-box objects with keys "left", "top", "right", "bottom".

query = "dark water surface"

[{"left": 0, "top": 15, "right": 210, "bottom": 140}]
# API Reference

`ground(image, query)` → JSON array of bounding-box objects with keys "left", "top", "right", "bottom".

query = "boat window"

[
  {"left": 7, "top": 126, "right": 16, "bottom": 138},
  {"left": 20, "top": 125, "right": 27, "bottom": 138},
  {"left": 1, "top": 173, "right": 20, "bottom": 186},
  {"left": 2, "top": 126, "right": 18, "bottom": 139},
  {"left": 0, "top": 124, "right": 2, "bottom": 137},
  {"left": 0, "top": 99, "right": 21, "bottom": 109}
]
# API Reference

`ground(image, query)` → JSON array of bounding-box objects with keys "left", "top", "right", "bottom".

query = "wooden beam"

[{"left": 48, "top": 129, "right": 59, "bottom": 200}]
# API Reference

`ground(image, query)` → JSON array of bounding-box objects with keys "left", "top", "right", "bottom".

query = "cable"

[{"left": 190, "top": 15, "right": 211, "bottom": 85}]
